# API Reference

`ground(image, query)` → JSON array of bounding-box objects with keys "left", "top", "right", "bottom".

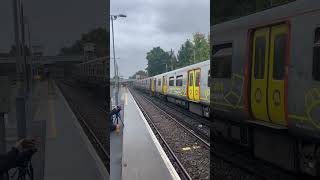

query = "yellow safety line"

[{"left": 125, "top": 92, "right": 128, "bottom": 105}]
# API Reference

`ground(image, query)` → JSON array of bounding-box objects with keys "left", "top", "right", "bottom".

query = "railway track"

[
  {"left": 131, "top": 88, "right": 210, "bottom": 143},
  {"left": 130, "top": 88, "right": 210, "bottom": 180},
  {"left": 56, "top": 80, "right": 110, "bottom": 173}
]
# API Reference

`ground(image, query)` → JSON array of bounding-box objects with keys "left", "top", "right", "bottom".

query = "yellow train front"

[{"left": 211, "top": 0, "right": 320, "bottom": 177}]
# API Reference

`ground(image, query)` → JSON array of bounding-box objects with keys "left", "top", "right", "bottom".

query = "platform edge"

[
  {"left": 128, "top": 92, "right": 181, "bottom": 180},
  {"left": 55, "top": 81, "right": 110, "bottom": 180}
]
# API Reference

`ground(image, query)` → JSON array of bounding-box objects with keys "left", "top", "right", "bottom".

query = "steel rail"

[{"left": 132, "top": 89, "right": 210, "bottom": 148}]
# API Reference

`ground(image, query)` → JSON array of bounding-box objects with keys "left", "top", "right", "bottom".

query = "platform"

[
  {"left": 121, "top": 88, "right": 180, "bottom": 180},
  {"left": 110, "top": 85, "right": 125, "bottom": 180},
  {"left": 31, "top": 80, "right": 109, "bottom": 180}
]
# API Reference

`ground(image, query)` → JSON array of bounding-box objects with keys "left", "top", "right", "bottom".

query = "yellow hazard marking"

[
  {"left": 182, "top": 146, "right": 201, "bottom": 151},
  {"left": 182, "top": 147, "right": 191, "bottom": 151}
]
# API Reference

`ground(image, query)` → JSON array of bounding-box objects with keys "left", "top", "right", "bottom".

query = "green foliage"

[
  {"left": 129, "top": 70, "right": 148, "bottom": 79},
  {"left": 59, "top": 27, "right": 108, "bottom": 57},
  {"left": 146, "top": 47, "right": 170, "bottom": 76},
  {"left": 168, "top": 49, "right": 178, "bottom": 71},
  {"left": 211, "top": 0, "right": 296, "bottom": 25},
  {"left": 192, "top": 33, "right": 210, "bottom": 63},
  {"left": 177, "top": 39, "right": 194, "bottom": 68},
  {"left": 145, "top": 32, "right": 209, "bottom": 75},
  {"left": 176, "top": 33, "right": 209, "bottom": 68}
]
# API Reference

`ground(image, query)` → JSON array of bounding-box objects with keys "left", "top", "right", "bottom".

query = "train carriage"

[
  {"left": 134, "top": 60, "right": 210, "bottom": 117},
  {"left": 74, "top": 57, "right": 107, "bottom": 84},
  {"left": 211, "top": 0, "right": 320, "bottom": 177}
]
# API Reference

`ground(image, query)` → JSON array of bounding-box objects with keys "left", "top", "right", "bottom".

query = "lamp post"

[
  {"left": 110, "top": 14, "right": 126, "bottom": 106},
  {"left": 24, "top": 16, "right": 33, "bottom": 94}
]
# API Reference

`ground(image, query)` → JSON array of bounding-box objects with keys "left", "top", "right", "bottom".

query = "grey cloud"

[
  {"left": 1, "top": 0, "right": 107, "bottom": 55},
  {"left": 111, "top": 0, "right": 209, "bottom": 78}
]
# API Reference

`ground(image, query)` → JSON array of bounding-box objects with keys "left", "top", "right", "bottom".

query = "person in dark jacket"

[
  {"left": 110, "top": 106, "right": 121, "bottom": 132},
  {"left": 0, "top": 138, "right": 37, "bottom": 175}
]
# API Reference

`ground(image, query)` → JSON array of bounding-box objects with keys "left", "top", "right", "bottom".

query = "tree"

[
  {"left": 146, "top": 47, "right": 170, "bottom": 76},
  {"left": 130, "top": 70, "right": 148, "bottom": 79},
  {"left": 59, "top": 27, "right": 108, "bottom": 57},
  {"left": 192, "top": 32, "right": 210, "bottom": 63},
  {"left": 177, "top": 39, "right": 194, "bottom": 68},
  {"left": 168, "top": 49, "right": 178, "bottom": 71}
]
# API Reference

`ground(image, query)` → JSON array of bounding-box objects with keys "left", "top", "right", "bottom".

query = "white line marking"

[{"left": 129, "top": 92, "right": 181, "bottom": 180}]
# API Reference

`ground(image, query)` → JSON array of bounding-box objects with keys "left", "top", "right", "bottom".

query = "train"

[
  {"left": 73, "top": 57, "right": 108, "bottom": 85},
  {"left": 211, "top": 0, "right": 320, "bottom": 177},
  {"left": 133, "top": 60, "right": 210, "bottom": 118}
]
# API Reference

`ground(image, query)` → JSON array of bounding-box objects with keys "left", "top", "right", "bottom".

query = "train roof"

[
  {"left": 211, "top": 0, "right": 320, "bottom": 34},
  {"left": 140, "top": 60, "right": 209, "bottom": 81}
]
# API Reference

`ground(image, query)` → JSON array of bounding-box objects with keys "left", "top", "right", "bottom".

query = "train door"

[
  {"left": 188, "top": 70, "right": 195, "bottom": 100},
  {"left": 162, "top": 76, "right": 168, "bottom": 95},
  {"left": 151, "top": 78, "right": 155, "bottom": 93},
  {"left": 250, "top": 24, "right": 288, "bottom": 125},
  {"left": 188, "top": 69, "right": 201, "bottom": 101},
  {"left": 194, "top": 69, "right": 201, "bottom": 101}
]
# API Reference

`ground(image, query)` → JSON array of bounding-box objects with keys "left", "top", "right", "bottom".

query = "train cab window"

[
  {"left": 212, "top": 43, "right": 232, "bottom": 78},
  {"left": 169, "top": 77, "right": 174, "bottom": 86},
  {"left": 254, "top": 37, "right": 266, "bottom": 79},
  {"left": 158, "top": 79, "right": 161, "bottom": 86},
  {"left": 195, "top": 71, "right": 200, "bottom": 87},
  {"left": 273, "top": 34, "right": 287, "bottom": 80},
  {"left": 176, "top": 75, "right": 183, "bottom": 86},
  {"left": 313, "top": 28, "right": 320, "bottom": 81}
]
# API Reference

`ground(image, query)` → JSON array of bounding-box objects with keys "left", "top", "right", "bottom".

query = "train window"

[
  {"left": 189, "top": 73, "right": 193, "bottom": 85},
  {"left": 254, "top": 37, "right": 266, "bottom": 79},
  {"left": 195, "top": 71, "right": 200, "bottom": 87},
  {"left": 158, "top": 79, "right": 161, "bottom": 86},
  {"left": 212, "top": 43, "right": 232, "bottom": 78},
  {"left": 169, "top": 77, "right": 174, "bottom": 86},
  {"left": 176, "top": 75, "right": 183, "bottom": 86},
  {"left": 313, "top": 28, "right": 320, "bottom": 81},
  {"left": 273, "top": 33, "right": 287, "bottom": 80}
]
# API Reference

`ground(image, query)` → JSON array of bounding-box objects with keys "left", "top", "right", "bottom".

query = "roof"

[{"left": 211, "top": 0, "right": 320, "bottom": 33}]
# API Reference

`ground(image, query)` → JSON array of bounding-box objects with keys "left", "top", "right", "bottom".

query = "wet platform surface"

[
  {"left": 110, "top": 85, "right": 125, "bottom": 180},
  {"left": 121, "top": 88, "right": 180, "bottom": 180},
  {"left": 27, "top": 80, "right": 109, "bottom": 180}
]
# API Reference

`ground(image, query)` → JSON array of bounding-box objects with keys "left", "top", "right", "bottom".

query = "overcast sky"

[
  {"left": 0, "top": 0, "right": 106, "bottom": 55},
  {"left": 111, "top": 0, "right": 209, "bottom": 78}
]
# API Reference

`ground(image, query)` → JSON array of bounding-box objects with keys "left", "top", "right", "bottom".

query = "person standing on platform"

[{"left": 110, "top": 106, "right": 121, "bottom": 132}]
